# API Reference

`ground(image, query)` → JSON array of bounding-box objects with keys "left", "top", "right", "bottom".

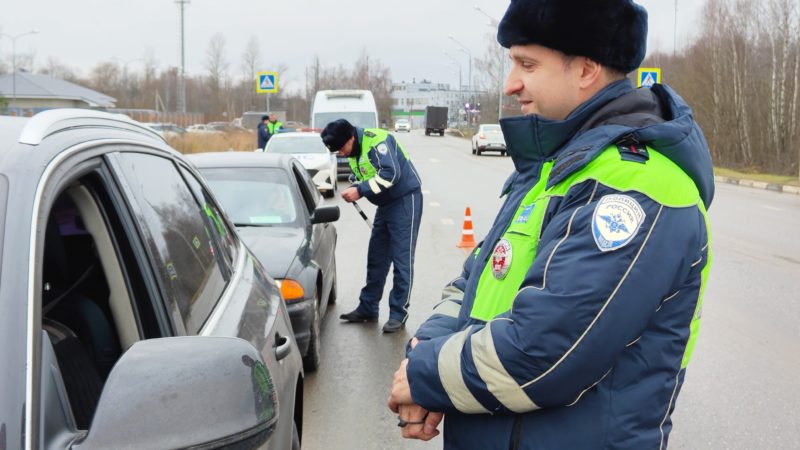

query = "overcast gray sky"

[{"left": 2, "top": 0, "right": 705, "bottom": 94}]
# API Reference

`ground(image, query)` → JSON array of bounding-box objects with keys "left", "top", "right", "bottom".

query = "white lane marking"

[
  {"left": 430, "top": 201, "right": 441, "bottom": 207},
  {"left": 763, "top": 205, "right": 783, "bottom": 212},
  {"left": 441, "top": 218, "right": 455, "bottom": 225},
  {"left": 429, "top": 158, "right": 441, "bottom": 163}
]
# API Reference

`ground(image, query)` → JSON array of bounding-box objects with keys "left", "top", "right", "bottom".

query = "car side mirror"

[
  {"left": 73, "top": 337, "right": 277, "bottom": 450},
  {"left": 311, "top": 205, "right": 340, "bottom": 224}
]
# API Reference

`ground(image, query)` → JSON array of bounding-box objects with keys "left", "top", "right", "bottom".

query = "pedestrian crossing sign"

[
  {"left": 637, "top": 67, "right": 661, "bottom": 88},
  {"left": 256, "top": 71, "right": 278, "bottom": 94}
]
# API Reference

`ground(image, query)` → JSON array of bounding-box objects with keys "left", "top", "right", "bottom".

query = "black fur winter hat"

[
  {"left": 497, "top": 0, "right": 648, "bottom": 73},
  {"left": 321, "top": 119, "right": 356, "bottom": 152}
]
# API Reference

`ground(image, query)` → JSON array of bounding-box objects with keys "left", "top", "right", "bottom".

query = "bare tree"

[
  {"left": 39, "top": 57, "right": 78, "bottom": 81},
  {"left": 474, "top": 31, "right": 507, "bottom": 123},
  {"left": 205, "top": 33, "right": 229, "bottom": 117}
]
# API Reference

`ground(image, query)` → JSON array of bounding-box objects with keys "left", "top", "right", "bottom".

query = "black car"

[
  {"left": 0, "top": 110, "right": 303, "bottom": 450},
  {"left": 189, "top": 152, "right": 339, "bottom": 371}
]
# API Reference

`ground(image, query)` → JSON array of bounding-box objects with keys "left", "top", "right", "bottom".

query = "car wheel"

[
  {"left": 323, "top": 189, "right": 334, "bottom": 199},
  {"left": 292, "top": 420, "right": 301, "bottom": 450},
  {"left": 477, "top": 148, "right": 482, "bottom": 156},
  {"left": 302, "top": 293, "right": 321, "bottom": 372},
  {"left": 502, "top": 151, "right": 507, "bottom": 157},
  {"left": 472, "top": 144, "right": 476, "bottom": 155}
]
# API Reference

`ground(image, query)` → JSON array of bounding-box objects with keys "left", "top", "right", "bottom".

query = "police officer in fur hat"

[
  {"left": 388, "top": 0, "right": 715, "bottom": 448},
  {"left": 321, "top": 119, "right": 423, "bottom": 333}
]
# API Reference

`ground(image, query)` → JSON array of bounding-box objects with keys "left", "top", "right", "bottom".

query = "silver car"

[
  {"left": 265, "top": 132, "right": 339, "bottom": 198},
  {"left": 0, "top": 109, "right": 304, "bottom": 450},
  {"left": 472, "top": 124, "right": 507, "bottom": 156}
]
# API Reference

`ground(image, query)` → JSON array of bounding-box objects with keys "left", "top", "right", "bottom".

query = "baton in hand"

[{"left": 353, "top": 201, "right": 373, "bottom": 229}]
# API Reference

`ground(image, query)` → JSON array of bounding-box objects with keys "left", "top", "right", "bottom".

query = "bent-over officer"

[{"left": 321, "top": 119, "right": 423, "bottom": 333}]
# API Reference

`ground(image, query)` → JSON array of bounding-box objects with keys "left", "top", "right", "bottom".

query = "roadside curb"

[{"left": 715, "top": 175, "right": 800, "bottom": 195}]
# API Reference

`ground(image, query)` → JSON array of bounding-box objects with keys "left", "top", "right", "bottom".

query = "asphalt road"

[{"left": 302, "top": 129, "right": 800, "bottom": 449}]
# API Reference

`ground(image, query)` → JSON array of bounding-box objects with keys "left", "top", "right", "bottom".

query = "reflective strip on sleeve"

[
  {"left": 438, "top": 327, "right": 490, "bottom": 414},
  {"left": 433, "top": 299, "right": 461, "bottom": 319},
  {"left": 375, "top": 176, "right": 394, "bottom": 188},
  {"left": 470, "top": 321, "right": 540, "bottom": 413},
  {"left": 368, "top": 178, "right": 382, "bottom": 194},
  {"left": 440, "top": 283, "right": 463, "bottom": 302}
]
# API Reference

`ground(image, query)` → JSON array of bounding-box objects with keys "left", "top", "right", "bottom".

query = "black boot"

[
  {"left": 382, "top": 319, "right": 405, "bottom": 333},
  {"left": 339, "top": 309, "right": 378, "bottom": 323}
]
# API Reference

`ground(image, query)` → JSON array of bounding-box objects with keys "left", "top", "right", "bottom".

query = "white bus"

[{"left": 310, "top": 90, "right": 379, "bottom": 130}]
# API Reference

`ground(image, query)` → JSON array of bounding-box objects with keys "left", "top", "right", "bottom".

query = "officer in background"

[
  {"left": 266, "top": 113, "right": 283, "bottom": 141},
  {"left": 257, "top": 115, "right": 270, "bottom": 149},
  {"left": 321, "top": 119, "right": 423, "bottom": 333},
  {"left": 388, "top": 0, "right": 715, "bottom": 448}
]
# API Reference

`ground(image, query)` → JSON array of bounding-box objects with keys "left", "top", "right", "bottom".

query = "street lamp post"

[
  {"left": 473, "top": 5, "right": 504, "bottom": 121},
  {"left": 444, "top": 51, "right": 465, "bottom": 126},
  {"left": 1, "top": 30, "right": 39, "bottom": 110},
  {"left": 444, "top": 62, "right": 462, "bottom": 126},
  {"left": 448, "top": 35, "right": 472, "bottom": 93}
]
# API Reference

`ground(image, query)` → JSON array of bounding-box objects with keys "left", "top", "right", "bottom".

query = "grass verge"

[
  {"left": 167, "top": 131, "right": 257, "bottom": 154},
  {"left": 714, "top": 167, "right": 800, "bottom": 187}
]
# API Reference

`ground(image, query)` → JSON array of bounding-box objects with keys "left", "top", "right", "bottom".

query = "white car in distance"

[
  {"left": 472, "top": 124, "right": 507, "bottom": 156},
  {"left": 186, "top": 124, "right": 222, "bottom": 134},
  {"left": 394, "top": 119, "right": 411, "bottom": 132},
  {"left": 264, "top": 132, "right": 338, "bottom": 198}
]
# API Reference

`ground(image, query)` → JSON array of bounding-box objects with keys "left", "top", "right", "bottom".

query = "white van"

[
  {"left": 311, "top": 90, "right": 379, "bottom": 180},
  {"left": 310, "top": 90, "right": 379, "bottom": 130}
]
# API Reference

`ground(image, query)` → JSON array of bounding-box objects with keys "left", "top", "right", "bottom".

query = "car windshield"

[
  {"left": 266, "top": 136, "right": 328, "bottom": 154},
  {"left": 482, "top": 125, "right": 501, "bottom": 132},
  {"left": 397, "top": 120, "right": 409, "bottom": 124},
  {"left": 199, "top": 168, "right": 301, "bottom": 226},
  {"left": 315, "top": 112, "right": 377, "bottom": 129}
]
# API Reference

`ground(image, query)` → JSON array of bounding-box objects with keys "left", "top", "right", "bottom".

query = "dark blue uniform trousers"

[{"left": 356, "top": 190, "right": 423, "bottom": 322}]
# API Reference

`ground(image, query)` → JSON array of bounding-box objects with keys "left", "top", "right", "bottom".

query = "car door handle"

[{"left": 274, "top": 333, "right": 292, "bottom": 361}]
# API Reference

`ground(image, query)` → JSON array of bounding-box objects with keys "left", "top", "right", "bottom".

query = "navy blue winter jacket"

[{"left": 406, "top": 80, "right": 714, "bottom": 450}]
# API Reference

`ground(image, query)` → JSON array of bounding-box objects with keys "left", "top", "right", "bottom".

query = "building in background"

[
  {"left": 0, "top": 72, "right": 116, "bottom": 116},
  {"left": 391, "top": 80, "right": 485, "bottom": 129}
]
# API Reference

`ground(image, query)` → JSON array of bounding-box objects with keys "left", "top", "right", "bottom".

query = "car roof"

[
  {"left": 187, "top": 151, "right": 296, "bottom": 169},
  {"left": 268, "top": 131, "right": 321, "bottom": 139},
  {"left": 0, "top": 109, "right": 169, "bottom": 172}
]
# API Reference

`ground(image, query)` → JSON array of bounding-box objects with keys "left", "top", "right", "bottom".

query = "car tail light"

[
  {"left": 479, "top": 133, "right": 486, "bottom": 139},
  {"left": 278, "top": 279, "right": 305, "bottom": 301}
]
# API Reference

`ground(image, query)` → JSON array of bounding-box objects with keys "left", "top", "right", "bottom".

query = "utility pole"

[
  {"left": 176, "top": 0, "right": 190, "bottom": 113},
  {"left": 673, "top": 0, "right": 678, "bottom": 58}
]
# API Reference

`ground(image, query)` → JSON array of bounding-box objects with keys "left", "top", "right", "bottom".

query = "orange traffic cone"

[{"left": 457, "top": 207, "right": 477, "bottom": 249}]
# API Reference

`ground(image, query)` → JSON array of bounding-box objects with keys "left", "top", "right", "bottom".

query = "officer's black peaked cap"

[
  {"left": 321, "top": 119, "right": 356, "bottom": 152},
  {"left": 497, "top": 0, "right": 648, "bottom": 74}
]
